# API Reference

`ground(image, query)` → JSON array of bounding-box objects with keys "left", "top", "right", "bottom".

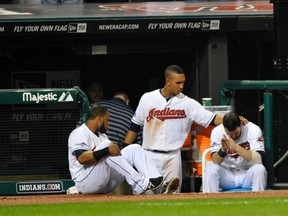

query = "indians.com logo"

[
  {"left": 17, "top": 181, "right": 63, "bottom": 194},
  {"left": 146, "top": 108, "right": 186, "bottom": 122},
  {"left": 22, "top": 92, "right": 74, "bottom": 103}
]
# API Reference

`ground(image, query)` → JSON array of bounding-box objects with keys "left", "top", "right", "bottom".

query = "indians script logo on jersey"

[
  {"left": 257, "top": 137, "right": 264, "bottom": 146},
  {"left": 228, "top": 141, "right": 250, "bottom": 159},
  {"left": 146, "top": 108, "right": 186, "bottom": 122}
]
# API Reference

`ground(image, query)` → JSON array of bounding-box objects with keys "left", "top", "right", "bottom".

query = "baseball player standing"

[
  {"left": 203, "top": 112, "right": 267, "bottom": 192},
  {"left": 68, "top": 105, "right": 164, "bottom": 195},
  {"left": 124, "top": 65, "right": 224, "bottom": 193}
]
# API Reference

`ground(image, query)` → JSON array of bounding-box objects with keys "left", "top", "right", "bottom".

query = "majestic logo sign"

[
  {"left": 146, "top": 108, "right": 186, "bottom": 122},
  {"left": 58, "top": 92, "right": 74, "bottom": 102},
  {"left": 22, "top": 92, "right": 73, "bottom": 103}
]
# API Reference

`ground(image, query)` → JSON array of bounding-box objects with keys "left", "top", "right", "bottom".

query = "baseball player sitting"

[
  {"left": 203, "top": 112, "right": 267, "bottom": 192},
  {"left": 68, "top": 104, "right": 176, "bottom": 195}
]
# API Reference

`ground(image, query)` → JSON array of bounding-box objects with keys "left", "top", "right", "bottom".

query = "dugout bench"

[{"left": 0, "top": 87, "right": 88, "bottom": 195}]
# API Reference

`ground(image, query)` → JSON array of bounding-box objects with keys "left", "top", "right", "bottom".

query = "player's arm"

[
  {"left": 211, "top": 114, "right": 248, "bottom": 126},
  {"left": 124, "top": 130, "right": 137, "bottom": 144},
  {"left": 211, "top": 150, "right": 225, "bottom": 164},
  {"left": 124, "top": 122, "right": 141, "bottom": 144},
  {"left": 226, "top": 142, "right": 262, "bottom": 163},
  {"left": 233, "top": 127, "right": 264, "bottom": 164},
  {"left": 211, "top": 146, "right": 227, "bottom": 165},
  {"left": 233, "top": 144, "right": 253, "bottom": 161},
  {"left": 222, "top": 136, "right": 254, "bottom": 161},
  {"left": 211, "top": 130, "right": 227, "bottom": 165},
  {"left": 76, "top": 150, "right": 100, "bottom": 164},
  {"left": 212, "top": 114, "right": 224, "bottom": 126},
  {"left": 74, "top": 143, "right": 121, "bottom": 164}
]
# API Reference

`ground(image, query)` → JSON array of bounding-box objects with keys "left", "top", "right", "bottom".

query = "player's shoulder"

[
  {"left": 174, "top": 93, "right": 198, "bottom": 103},
  {"left": 211, "top": 124, "right": 225, "bottom": 134},
  {"left": 246, "top": 121, "right": 260, "bottom": 129},
  {"left": 210, "top": 124, "right": 225, "bottom": 142},
  {"left": 150, "top": 89, "right": 160, "bottom": 94},
  {"left": 245, "top": 121, "right": 262, "bottom": 133},
  {"left": 141, "top": 89, "right": 160, "bottom": 98},
  {"left": 176, "top": 93, "right": 188, "bottom": 100},
  {"left": 69, "top": 126, "right": 82, "bottom": 138},
  {"left": 74, "top": 123, "right": 89, "bottom": 133}
]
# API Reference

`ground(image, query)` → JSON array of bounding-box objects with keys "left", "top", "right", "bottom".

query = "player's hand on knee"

[
  {"left": 108, "top": 143, "right": 121, "bottom": 156},
  {"left": 117, "top": 142, "right": 129, "bottom": 150}
]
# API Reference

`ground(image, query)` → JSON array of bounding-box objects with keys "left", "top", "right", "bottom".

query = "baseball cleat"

[
  {"left": 161, "top": 177, "right": 180, "bottom": 194},
  {"left": 66, "top": 186, "right": 79, "bottom": 194},
  {"left": 142, "top": 190, "right": 155, "bottom": 195},
  {"left": 145, "top": 176, "right": 164, "bottom": 192}
]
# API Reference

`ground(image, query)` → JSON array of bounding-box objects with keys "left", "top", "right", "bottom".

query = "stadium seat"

[
  {"left": 221, "top": 188, "right": 252, "bottom": 192},
  {"left": 201, "top": 148, "right": 252, "bottom": 192}
]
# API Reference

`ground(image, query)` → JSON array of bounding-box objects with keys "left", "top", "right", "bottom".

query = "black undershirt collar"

[{"left": 159, "top": 89, "right": 172, "bottom": 102}]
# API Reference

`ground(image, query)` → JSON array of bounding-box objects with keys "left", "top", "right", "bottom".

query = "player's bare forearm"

[
  {"left": 124, "top": 130, "right": 137, "bottom": 144},
  {"left": 212, "top": 151, "right": 225, "bottom": 164},
  {"left": 223, "top": 136, "right": 252, "bottom": 161},
  {"left": 214, "top": 114, "right": 224, "bottom": 126},
  {"left": 77, "top": 151, "right": 97, "bottom": 164},
  {"left": 108, "top": 143, "right": 121, "bottom": 156},
  {"left": 235, "top": 146, "right": 253, "bottom": 161}
]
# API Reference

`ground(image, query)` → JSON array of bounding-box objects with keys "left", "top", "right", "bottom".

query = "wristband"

[
  {"left": 118, "top": 142, "right": 129, "bottom": 150},
  {"left": 92, "top": 147, "right": 110, "bottom": 161},
  {"left": 217, "top": 148, "right": 227, "bottom": 158}
]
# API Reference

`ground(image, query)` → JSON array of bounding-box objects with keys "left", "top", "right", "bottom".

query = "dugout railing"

[
  {"left": 0, "top": 87, "right": 89, "bottom": 195},
  {"left": 219, "top": 80, "right": 288, "bottom": 189}
]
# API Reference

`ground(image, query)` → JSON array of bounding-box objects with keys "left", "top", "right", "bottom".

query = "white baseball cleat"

[
  {"left": 161, "top": 177, "right": 180, "bottom": 194},
  {"left": 66, "top": 186, "right": 79, "bottom": 194}
]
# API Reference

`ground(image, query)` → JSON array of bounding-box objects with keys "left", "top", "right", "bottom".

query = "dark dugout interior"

[{"left": 1, "top": 29, "right": 288, "bottom": 186}]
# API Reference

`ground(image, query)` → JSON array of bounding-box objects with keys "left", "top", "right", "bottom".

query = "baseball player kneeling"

[{"left": 203, "top": 112, "right": 267, "bottom": 192}]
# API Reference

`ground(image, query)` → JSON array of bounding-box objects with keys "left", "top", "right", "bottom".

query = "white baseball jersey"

[
  {"left": 68, "top": 123, "right": 161, "bottom": 194},
  {"left": 132, "top": 89, "right": 215, "bottom": 151},
  {"left": 210, "top": 122, "right": 265, "bottom": 169},
  {"left": 131, "top": 89, "right": 215, "bottom": 192},
  {"left": 204, "top": 122, "right": 267, "bottom": 192}
]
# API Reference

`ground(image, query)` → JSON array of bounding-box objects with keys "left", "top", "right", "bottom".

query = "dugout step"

[{"left": 270, "top": 183, "right": 288, "bottom": 190}]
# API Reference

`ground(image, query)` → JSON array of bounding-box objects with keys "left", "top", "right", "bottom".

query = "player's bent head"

[
  {"left": 88, "top": 105, "right": 108, "bottom": 120},
  {"left": 223, "top": 112, "right": 241, "bottom": 131}
]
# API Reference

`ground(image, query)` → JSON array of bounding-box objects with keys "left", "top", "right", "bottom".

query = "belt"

[{"left": 145, "top": 149, "right": 175, "bottom": 154}]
